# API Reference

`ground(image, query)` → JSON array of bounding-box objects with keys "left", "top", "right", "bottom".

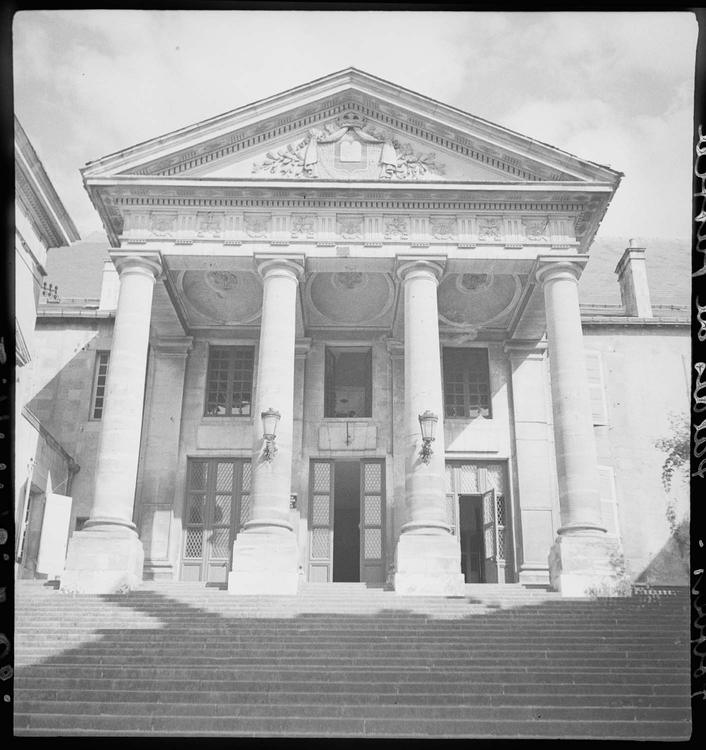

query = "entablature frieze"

[{"left": 118, "top": 206, "right": 580, "bottom": 250}]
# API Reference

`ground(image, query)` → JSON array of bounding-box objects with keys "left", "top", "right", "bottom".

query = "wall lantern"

[
  {"left": 261, "top": 407, "right": 281, "bottom": 462},
  {"left": 418, "top": 410, "right": 438, "bottom": 464}
]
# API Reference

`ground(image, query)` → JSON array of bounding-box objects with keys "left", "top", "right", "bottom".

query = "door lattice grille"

[{"left": 181, "top": 459, "right": 250, "bottom": 581}]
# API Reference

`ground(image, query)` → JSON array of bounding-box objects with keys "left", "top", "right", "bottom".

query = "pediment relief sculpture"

[{"left": 252, "top": 115, "right": 445, "bottom": 181}]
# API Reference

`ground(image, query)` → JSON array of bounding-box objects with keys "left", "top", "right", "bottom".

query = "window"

[
  {"left": 205, "top": 346, "right": 254, "bottom": 416},
  {"left": 597, "top": 465, "right": 620, "bottom": 538},
  {"left": 324, "top": 347, "right": 372, "bottom": 418},
  {"left": 443, "top": 348, "right": 492, "bottom": 419},
  {"left": 585, "top": 349, "right": 608, "bottom": 426},
  {"left": 90, "top": 351, "right": 110, "bottom": 420}
]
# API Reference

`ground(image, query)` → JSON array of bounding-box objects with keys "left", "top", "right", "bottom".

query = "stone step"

[
  {"left": 14, "top": 687, "right": 689, "bottom": 705},
  {"left": 13, "top": 667, "right": 688, "bottom": 683},
  {"left": 15, "top": 653, "right": 686, "bottom": 667},
  {"left": 13, "top": 714, "right": 691, "bottom": 739},
  {"left": 13, "top": 700, "right": 691, "bottom": 723},
  {"left": 16, "top": 678, "right": 689, "bottom": 698}
]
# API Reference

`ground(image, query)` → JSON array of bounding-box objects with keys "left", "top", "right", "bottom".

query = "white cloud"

[{"left": 12, "top": 10, "right": 698, "bottom": 239}]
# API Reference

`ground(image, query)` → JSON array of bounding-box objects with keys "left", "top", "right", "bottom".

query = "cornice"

[
  {"left": 81, "top": 69, "right": 621, "bottom": 187},
  {"left": 15, "top": 121, "right": 80, "bottom": 247}
]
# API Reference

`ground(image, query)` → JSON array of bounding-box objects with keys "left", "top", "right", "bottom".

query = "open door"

[
  {"left": 481, "top": 488, "right": 507, "bottom": 584},
  {"left": 309, "top": 460, "right": 334, "bottom": 582},
  {"left": 359, "top": 459, "right": 385, "bottom": 585}
]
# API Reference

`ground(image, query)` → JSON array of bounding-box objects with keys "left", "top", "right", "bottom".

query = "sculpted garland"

[{"left": 252, "top": 115, "right": 445, "bottom": 181}]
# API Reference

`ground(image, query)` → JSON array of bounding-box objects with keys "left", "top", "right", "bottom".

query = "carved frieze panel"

[
  {"left": 196, "top": 211, "right": 224, "bottom": 238},
  {"left": 120, "top": 206, "right": 578, "bottom": 247},
  {"left": 337, "top": 214, "right": 364, "bottom": 240},
  {"left": 244, "top": 213, "right": 270, "bottom": 238},
  {"left": 430, "top": 216, "right": 457, "bottom": 241},
  {"left": 477, "top": 217, "right": 503, "bottom": 242},
  {"left": 149, "top": 212, "right": 178, "bottom": 237},
  {"left": 291, "top": 213, "right": 317, "bottom": 239},
  {"left": 384, "top": 215, "right": 409, "bottom": 240},
  {"left": 523, "top": 216, "right": 549, "bottom": 242}
]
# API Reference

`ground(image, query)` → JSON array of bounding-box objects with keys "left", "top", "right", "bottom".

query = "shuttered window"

[
  {"left": 90, "top": 351, "right": 110, "bottom": 420},
  {"left": 597, "top": 465, "right": 620, "bottom": 537},
  {"left": 585, "top": 349, "right": 608, "bottom": 426}
]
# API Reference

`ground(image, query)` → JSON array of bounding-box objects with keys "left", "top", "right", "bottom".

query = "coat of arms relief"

[{"left": 252, "top": 112, "right": 445, "bottom": 181}]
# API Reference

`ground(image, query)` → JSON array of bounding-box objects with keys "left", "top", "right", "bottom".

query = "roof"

[
  {"left": 84, "top": 68, "right": 622, "bottom": 182},
  {"left": 579, "top": 236, "right": 690, "bottom": 310}
]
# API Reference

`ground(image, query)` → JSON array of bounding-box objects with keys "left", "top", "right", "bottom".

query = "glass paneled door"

[
  {"left": 308, "top": 459, "right": 386, "bottom": 584},
  {"left": 180, "top": 458, "right": 251, "bottom": 583}
]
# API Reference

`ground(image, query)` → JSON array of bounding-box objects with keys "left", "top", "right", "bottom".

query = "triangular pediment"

[{"left": 82, "top": 69, "right": 621, "bottom": 186}]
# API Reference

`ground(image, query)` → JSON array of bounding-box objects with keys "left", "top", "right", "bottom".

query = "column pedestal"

[
  {"left": 394, "top": 532, "right": 465, "bottom": 596},
  {"left": 228, "top": 528, "right": 299, "bottom": 595},
  {"left": 60, "top": 525, "right": 144, "bottom": 595},
  {"left": 548, "top": 532, "right": 622, "bottom": 597}
]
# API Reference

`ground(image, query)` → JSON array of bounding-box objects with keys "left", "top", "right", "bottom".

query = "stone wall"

[{"left": 582, "top": 324, "right": 690, "bottom": 584}]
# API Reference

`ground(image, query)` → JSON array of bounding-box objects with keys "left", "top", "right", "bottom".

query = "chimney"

[
  {"left": 98, "top": 260, "right": 120, "bottom": 311},
  {"left": 614, "top": 239, "right": 653, "bottom": 318}
]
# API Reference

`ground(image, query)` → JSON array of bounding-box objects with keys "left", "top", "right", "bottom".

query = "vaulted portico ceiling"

[{"left": 82, "top": 68, "right": 622, "bottom": 247}]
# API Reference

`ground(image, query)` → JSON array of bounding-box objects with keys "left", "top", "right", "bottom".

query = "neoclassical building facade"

[{"left": 26, "top": 69, "right": 689, "bottom": 597}]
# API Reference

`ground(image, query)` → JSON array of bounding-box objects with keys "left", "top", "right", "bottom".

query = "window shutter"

[
  {"left": 324, "top": 348, "right": 336, "bottom": 417},
  {"left": 597, "top": 465, "right": 619, "bottom": 537},
  {"left": 585, "top": 349, "right": 608, "bottom": 426}
]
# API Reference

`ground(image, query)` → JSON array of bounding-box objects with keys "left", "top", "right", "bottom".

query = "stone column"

[
  {"left": 536, "top": 259, "right": 619, "bottom": 596},
  {"left": 61, "top": 253, "right": 162, "bottom": 594},
  {"left": 229, "top": 256, "right": 304, "bottom": 595},
  {"left": 393, "top": 258, "right": 465, "bottom": 595}
]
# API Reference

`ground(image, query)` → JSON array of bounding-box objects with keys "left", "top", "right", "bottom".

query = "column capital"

[
  {"left": 385, "top": 338, "right": 404, "bottom": 359},
  {"left": 395, "top": 256, "right": 446, "bottom": 283},
  {"left": 295, "top": 337, "right": 312, "bottom": 358},
  {"left": 254, "top": 254, "right": 305, "bottom": 281},
  {"left": 151, "top": 335, "right": 194, "bottom": 358},
  {"left": 109, "top": 251, "right": 163, "bottom": 279},
  {"left": 503, "top": 338, "right": 548, "bottom": 360},
  {"left": 533, "top": 255, "right": 587, "bottom": 287}
]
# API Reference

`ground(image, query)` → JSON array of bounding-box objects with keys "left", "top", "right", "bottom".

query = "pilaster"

[{"left": 137, "top": 335, "right": 193, "bottom": 580}]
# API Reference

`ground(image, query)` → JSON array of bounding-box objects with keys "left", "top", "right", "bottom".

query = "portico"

[{"left": 60, "top": 68, "right": 623, "bottom": 597}]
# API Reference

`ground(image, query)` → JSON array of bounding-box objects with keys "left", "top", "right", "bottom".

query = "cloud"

[{"left": 11, "top": 10, "right": 698, "bottom": 239}]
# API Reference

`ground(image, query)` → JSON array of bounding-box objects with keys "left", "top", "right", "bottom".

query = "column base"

[
  {"left": 228, "top": 527, "right": 299, "bottom": 595},
  {"left": 549, "top": 532, "right": 628, "bottom": 597},
  {"left": 393, "top": 531, "right": 465, "bottom": 596},
  {"left": 518, "top": 565, "right": 551, "bottom": 587},
  {"left": 60, "top": 526, "right": 144, "bottom": 594}
]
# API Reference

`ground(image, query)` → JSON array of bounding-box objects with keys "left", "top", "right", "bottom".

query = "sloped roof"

[{"left": 579, "top": 236, "right": 689, "bottom": 309}]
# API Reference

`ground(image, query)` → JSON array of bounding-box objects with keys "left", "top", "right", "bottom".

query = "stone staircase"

[{"left": 14, "top": 580, "right": 691, "bottom": 738}]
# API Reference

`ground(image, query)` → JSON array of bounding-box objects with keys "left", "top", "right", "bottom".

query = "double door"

[
  {"left": 308, "top": 459, "right": 385, "bottom": 584},
  {"left": 180, "top": 458, "right": 250, "bottom": 583}
]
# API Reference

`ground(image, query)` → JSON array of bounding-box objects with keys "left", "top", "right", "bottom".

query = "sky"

[{"left": 12, "top": 10, "right": 698, "bottom": 242}]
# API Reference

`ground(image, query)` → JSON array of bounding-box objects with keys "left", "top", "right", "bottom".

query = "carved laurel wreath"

[{"left": 252, "top": 128, "right": 444, "bottom": 180}]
